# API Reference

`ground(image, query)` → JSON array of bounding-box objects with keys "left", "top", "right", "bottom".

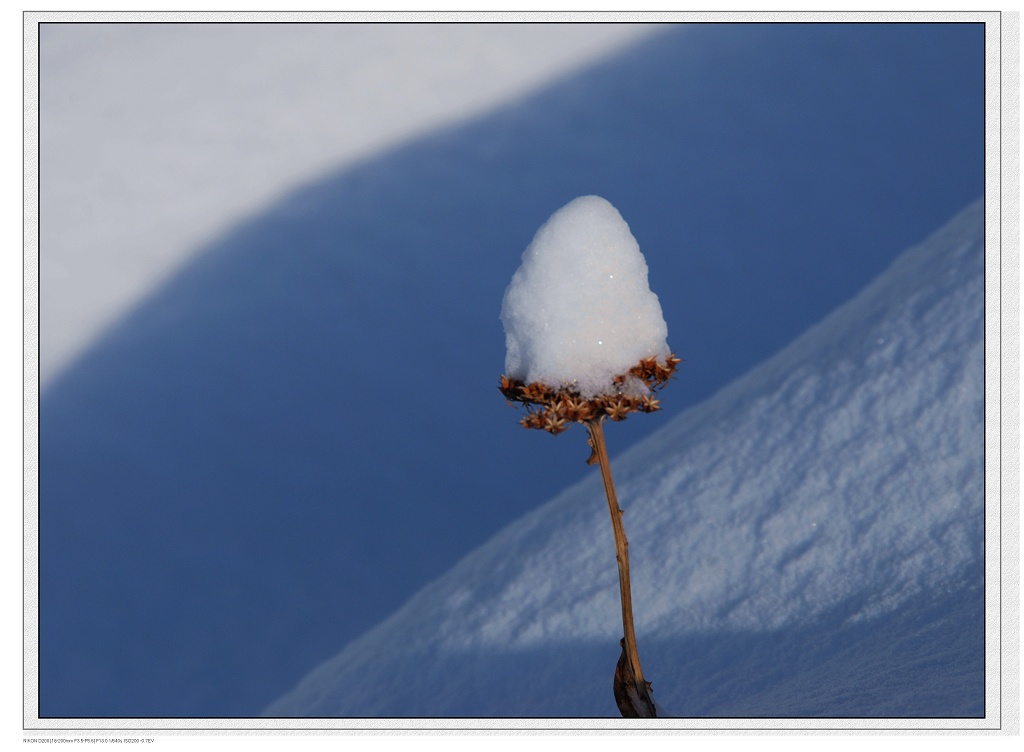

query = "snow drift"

[
  {"left": 267, "top": 199, "right": 984, "bottom": 718},
  {"left": 38, "top": 23, "right": 984, "bottom": 717}
]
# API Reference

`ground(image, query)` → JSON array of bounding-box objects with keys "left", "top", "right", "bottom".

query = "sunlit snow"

[
  {"left": 38, "top": 23, "right": 660, "bottom": 386},
  {"left": 501, "top": 195, "right": 670, "bottom": 397}
]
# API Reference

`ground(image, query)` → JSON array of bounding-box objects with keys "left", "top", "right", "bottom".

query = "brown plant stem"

[{"left": 586, "top": 417, "right": 657, "bottom": 717}]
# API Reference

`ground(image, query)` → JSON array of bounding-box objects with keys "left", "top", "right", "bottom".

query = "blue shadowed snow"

[
  {"left": 266, "top": 199, "right": 984, "bottom": 718},
  {"left": 39, "top": 23, "right": 984, "bottom": 717}
]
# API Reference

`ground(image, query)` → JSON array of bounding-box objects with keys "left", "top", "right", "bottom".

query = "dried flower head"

[
  {"left": 604, "top": 397, "right": 631, "bottom": 422},
  {"left": 499, "top": 353, "right": 680, "bottom": 433}
]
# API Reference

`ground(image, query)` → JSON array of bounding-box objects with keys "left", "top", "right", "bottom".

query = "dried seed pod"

[
  {"left": 499, "top": 374, "right": 524, "bottom": 403},
  {"left": 629, "top": 356, "right": 660, "bottom": 383},
  {"left": 604, "top": 397, "right": 632, "bottom": 421},
  {"left": 543, "top": 412, "right": 568, "bottom": 435},
  {"left": 640, "top": 395, "right": 661, "bottom": 413},
  {"left": 658, "top": 354, "right": 682, "bottom": 382},
  {"left": 560, "top": 395, "right": 589, "bottom": 422},
  {"left": 520, "top": 412, "right": 545, "bottom": 430},
  {"left": 520, "top": 382, "right": 555, "bottom": 404},
  {"left": 501, "top": 353, "right": 678, "bottom": 433}
]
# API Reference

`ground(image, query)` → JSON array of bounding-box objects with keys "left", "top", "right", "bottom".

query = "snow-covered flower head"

[{"left": 500, "top": 196, "right": 678, "bottom": 433}]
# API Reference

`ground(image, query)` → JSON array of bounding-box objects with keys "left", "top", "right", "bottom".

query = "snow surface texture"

[
  {"left": 267, "top": 199, "right": 984, "bottom": 718},
  {"left": 39, "top": 23, "right": 984, "bottom": 717},
  {"left": 501, "top": 195, "right": 670, "bottom": 397}
]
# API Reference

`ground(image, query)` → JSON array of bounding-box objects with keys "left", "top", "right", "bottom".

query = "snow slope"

[
  {"left": 38, "top": 22, "right": 659, "bottom": 387},
  {"left": 267, "top": 198, "right": 984, "bottom": 718},
  {"left": 38, "top": 23, "right": 984, "bottom": 717}
]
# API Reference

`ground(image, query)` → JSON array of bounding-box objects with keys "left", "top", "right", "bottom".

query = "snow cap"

[{"left": 501, "top": 195, "right": 670, "bottom": 398}]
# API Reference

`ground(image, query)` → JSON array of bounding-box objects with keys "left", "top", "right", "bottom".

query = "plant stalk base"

[{"left": 587, "top": 418, "right": 657, "bottom": 718}]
